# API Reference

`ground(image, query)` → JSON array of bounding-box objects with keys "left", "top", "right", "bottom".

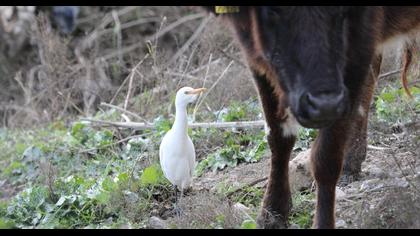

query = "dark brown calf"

[{"left": 203, "top": 6, "right": 420, "bottom": 228}]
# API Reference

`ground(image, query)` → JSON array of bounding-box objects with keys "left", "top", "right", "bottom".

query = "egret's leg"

[
  {"left": 172, "top": 184, "right": 179, "bottom": 216},
  {"left": 179, "top": 188, "right": 184, "bottom": 212},
  {"left": 174, "top": 187, "right": 184, "bottom": 218},
  {"left": 173, "top": 184, "right": 178, "bottom": 201}
]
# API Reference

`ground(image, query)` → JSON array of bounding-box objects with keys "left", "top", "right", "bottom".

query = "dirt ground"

[{"left": 182, "top": 116, "right": 420, "bottom": 229}]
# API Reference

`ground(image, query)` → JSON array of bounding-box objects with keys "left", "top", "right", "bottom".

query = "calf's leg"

[
  {"left": 311, "top": 119, "right": 353, "bottom": 228},
  {"left": 252, "top": 73, "right": 296, "bottom": 229},
  {"left": 340, "top": 53, "right": 382, "bottom": 184}
]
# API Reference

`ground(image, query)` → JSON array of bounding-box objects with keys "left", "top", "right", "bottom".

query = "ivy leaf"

[
  {"left": 71, "top": 122, "right": 88, "bottom": 144},
  {"left": 140, "top": 165, "right": 160, "bottom": 186},
  {"left": 95, "top": 191, "right": 110, "bottom": 205},
  {"left": 102, "top": 177, "right": 117, "bottom": 192},
  {"left": 381, "top": 91, "right": 395, "bottom": 103},
  {"left": 116, "top": 172, "right": 129, "bottom": 185}
]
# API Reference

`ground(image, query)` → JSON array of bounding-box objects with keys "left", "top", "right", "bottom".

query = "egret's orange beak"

[{"left": 186, "top": 88, "right": 206, "bottom": 95}]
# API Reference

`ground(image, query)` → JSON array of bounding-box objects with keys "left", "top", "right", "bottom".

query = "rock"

[
  {"left": 123, "top": 190, "right": 139, "bottom": 204},
  {"left": 367, "top": 166, "right": 388, "bottom": 179},
  {"left": 148, "top": 216, "right": 168, "bottom": 229},
  {"left": 391, "top": 178, "right": 409, "bottom": 188},
  {"left": 289, "top": 149, "right": 313, "bottom": 193},
  {"left": 336, "top": 219, "right": 347, "bottom": 229},
  {"left": 232, "top": 202, "right": 252, "bottom": 220}
]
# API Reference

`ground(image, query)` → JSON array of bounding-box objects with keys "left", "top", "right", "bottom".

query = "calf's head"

[{"left": 223, "top": 7, "right": 355, "bottom": 128}]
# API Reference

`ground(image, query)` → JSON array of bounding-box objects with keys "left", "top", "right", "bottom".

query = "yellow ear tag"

[{"left": 215, "top": 6, "right": 240, "bottom": 14}]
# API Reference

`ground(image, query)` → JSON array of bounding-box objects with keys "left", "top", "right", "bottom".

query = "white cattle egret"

[{"left": 159, "top": 87, "right": 206, "bottom": 196}]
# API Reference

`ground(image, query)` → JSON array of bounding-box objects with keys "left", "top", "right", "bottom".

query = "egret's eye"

[{"left": 184, "top": 91, "right": 189, "bottom": 95}]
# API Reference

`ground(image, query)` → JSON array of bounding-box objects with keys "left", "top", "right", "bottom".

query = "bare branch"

[
  {"left": 98, "top": 13, "right": 206, "bottom": 62},
  {"left": 378, "top": 69, "right": 402, "bottom": 79},
  {"left": 80, "top": 118, "right": 266, "bottom": 130}
]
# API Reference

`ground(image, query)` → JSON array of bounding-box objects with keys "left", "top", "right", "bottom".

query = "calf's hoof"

[{"left": 256, "top": 209, "right": 288, "bottom": 229}]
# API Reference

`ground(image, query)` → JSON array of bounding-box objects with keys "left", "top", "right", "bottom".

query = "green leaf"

[
  {"left": 240, "top": 219, "right": 256, "bottom": 229},
  {"left": 93, "top": 130, "right": 114, "bottom": 147},
  {"left": 221, "top": 102, "right": 247, "bottom": 122},
  {"left": 195, "top": 156, "right": 212, "bottom": 177},
  {"left": 381, "top": 92, "right": 395, "bottom": 103},
  {"left": 154, "top": 116, "right": 172, "bottom": 135},
  {"left": 246, "top": 140, "right": 267, "bottom": 162},
  {"left": 15, "top": 143, "right": 27, "bottom": 156},
  {"left": 95, "top": 191, "right": 110, "bottom": 204},
  {"left": 102, "top": 177, "right": 117, "bottom": 192},
  {"left": 410, "top": 86, "right": 420, "bottom": 95},
  {"left": 70, "top": 122, "right": 91, "bottom": 145},
  {"left": 117, "top": 172, "right": 129, "bottom": 185},
  {"left": 140, "top": 165, "right": 160, "bottom": 186},
  {"left": 211, "top": 214, "right": 225, "bottom": 229},
  {"left": 0, "top": 218, "right": 15, "bottom": 229},
  {"left": 28, "top": 186, "right": 48, "bottom": 208}
]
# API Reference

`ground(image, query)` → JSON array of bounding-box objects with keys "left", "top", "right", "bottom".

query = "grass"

[{"left": 2, "top": 80, "right": 417, "bottom": 228}]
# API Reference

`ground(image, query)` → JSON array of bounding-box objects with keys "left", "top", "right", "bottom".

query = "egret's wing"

[
  {"left": 159, "top": 130, "right": 173, "bottom": 180},
  {"left": 187, "top": 136, "right": 196, "bottom": 178}
]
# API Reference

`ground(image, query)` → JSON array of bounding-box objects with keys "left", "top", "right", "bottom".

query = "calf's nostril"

[
  {"left": 300, "top": 90, "right": 346, "bottom": 121},
  {"left": 306, "top": 93, "right": 318, "bottom": 108}
]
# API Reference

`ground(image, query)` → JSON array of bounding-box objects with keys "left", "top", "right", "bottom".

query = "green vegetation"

[
  {"left": 0, "top": 100, "right": 268, "bottom": 229},
  {"left": 195, "top": 131, "right": 267, "bottom": 177},
  {"left": 288, "top": 190, "right": 316, "bottom": 229},
  {"left": 0, "top": 70, "right": 418, "bottom": 229},
  {"left": 0, "top": 113, "right": 173, "bottom": 228},
  {"left": 374, "top": 83, "right": 420, "bottom": 124}
]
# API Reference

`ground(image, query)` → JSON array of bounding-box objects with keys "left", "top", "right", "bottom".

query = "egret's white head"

[{"left": 175, "top": 87, "right": 206, "bottom": 108}]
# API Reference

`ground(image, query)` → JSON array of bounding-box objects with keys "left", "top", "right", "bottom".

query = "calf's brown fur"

[{"left": 203, "top": 6, "right": 420, "bottom": 228}]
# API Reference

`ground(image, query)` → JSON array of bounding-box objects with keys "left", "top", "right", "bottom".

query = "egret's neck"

[{"left": 173, "top": 102, "right": 189, "bottom": 135}]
